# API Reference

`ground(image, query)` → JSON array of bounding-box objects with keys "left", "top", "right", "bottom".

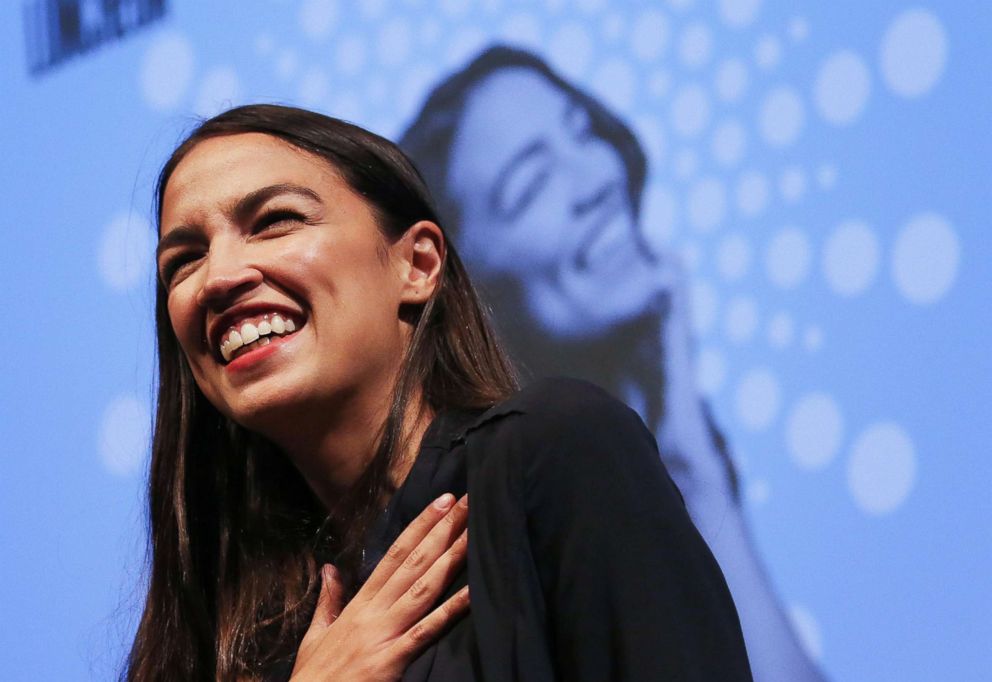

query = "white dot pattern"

[
  {"left": 719, "top": 0, "right": 762, "bottom": 28},
  {"left": 630, "top": 9, "right": 671, "bottom": 62},
  {"left": 891, "top": 212, "right": 960, "bottom": 305},
  {"left": 671, "top": 84, "right": 712, "bottom": 138},
  {"left": 140, "top": 32, "right": 194, "bottom": 111},
  {"left": 715, "top": 58, "right": 748, "bottom": 102},
  {"left": 814, "top": 50, "right": 871, "bottom": 125},
  {"left": 716, "top": 233, "right": 751, "bottom": 281},
  {"left": 687, "top": 177, "right": 727, "bottom": 232},
  {"left": 765, "top": 227, "right": 811, "bottom": 289},
  {"left": 678, "top": 22, "right": 713, "bottom": 69},
  {"left": 98, "top": 395, "right": 150, "bottom": 477},
  {"left": 787, "top": 393, "right": 844, "bottom": 470},
  {"left": 193, "top": 66, "right": 241, "bottom": 118},
  {"left": 98, "top": 212, "right": 153, "bottom": 292},
  {"left": 735, "top": 367, "right": 781, "bottom": 432},
  {"left": 847, "top": 423, "right": 917, "bottom": 514},
  {"left": 822, "top": 220, "right": 880, "bottom": 297},
  {"left": 880, "top": 9, "right": 948, "bottom": 98},
  {"left": 725, "top": 296, "right": 759, "bottom": 344},
  {"left": 711, "top": 119, "right": 747, "bottom": 168},
  {"left": 759, "top": 87, "right": 805, "bottom": 147},
  {"left": 297, "top": 0, "right": 338, "bottom": 41}
]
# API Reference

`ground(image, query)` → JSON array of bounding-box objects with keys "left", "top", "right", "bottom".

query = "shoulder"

[
  {"left": 510, "top": 376, "right": 629, "bottom": 417},
  {"left": 464, "top": 377, "right": 668, "bottom": 497},
  {"left": 469, "top": 376, "right": 646, "bottom": 441}
]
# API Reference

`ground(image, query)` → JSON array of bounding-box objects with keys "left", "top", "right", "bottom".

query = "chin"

[{"left": 207, "top": 377, "right": 307, "bottom": 435}]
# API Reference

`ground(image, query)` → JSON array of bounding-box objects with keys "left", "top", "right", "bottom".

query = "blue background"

[{"left": 1, "top": 1, "right": 989, "bottom": 679}]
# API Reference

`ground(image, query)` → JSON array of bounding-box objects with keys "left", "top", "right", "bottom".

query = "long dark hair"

[{"left": 127, "top": 104, "right": 517, "bottom": 681}]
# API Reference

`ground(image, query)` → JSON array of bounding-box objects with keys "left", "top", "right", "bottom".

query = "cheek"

[
  {"left": 164, "top": 293, "right": 221, "bottom": 399},
  {"left": 508, "top": 184, "right": 579, "bottom": 266},
  {"left": 166, "top": 291, "right": 200, "bottom": 348},
  {"left": 301, "top": 235, "right": 372, "bottom": 291},
  {"left": 301, "top": 235, "right": 399, "bottom": 319}
]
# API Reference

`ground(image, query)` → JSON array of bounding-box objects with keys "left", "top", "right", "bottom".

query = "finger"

[
  {"left": 375, "top": 494, "right": 468, "bottom": 606},
  {"left": 323, "top": 564, "right": 345, "bottom": 622},
  {"left": 391, "top": 585, "right": 471, "bottom": 661},
  {"left": 388, "top": 527, "right": 469, "bottom": 628},
  {"left": 360, "top": 493, "right": 458, "bottom": 599},
  {"left": 308, "top": 564, "right": 343, "bottom": 632}
]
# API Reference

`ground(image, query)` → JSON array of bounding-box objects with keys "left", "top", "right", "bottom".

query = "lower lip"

[{"left": 224, "top": 331, "right": 299, "bottom": 373}]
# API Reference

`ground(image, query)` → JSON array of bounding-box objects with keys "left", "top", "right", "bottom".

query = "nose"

[{"left": 194, "top": 241, "right": 263, "bottom": 310}]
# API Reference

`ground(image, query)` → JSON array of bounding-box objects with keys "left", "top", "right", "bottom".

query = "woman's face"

[
  {"left": 445, "top": 68, "right": 659, "bottom": 338},
  {"left": 158, "top": 133, "right": 416, "bottom": 437}
]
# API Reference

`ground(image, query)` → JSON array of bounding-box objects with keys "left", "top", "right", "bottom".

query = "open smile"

[
  {"left": 219, "top": 312, "right": 303, "bottom": 363},
  {"left": 209, "top": 304, "right": 307, "bottom": 367},
  {"left": 572, "top": 182, "right": 629, "bottom": 272}
]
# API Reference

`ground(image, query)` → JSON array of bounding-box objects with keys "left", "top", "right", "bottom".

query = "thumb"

[{"left": 310, "top": 564, "right": 345, "bottom": 631}]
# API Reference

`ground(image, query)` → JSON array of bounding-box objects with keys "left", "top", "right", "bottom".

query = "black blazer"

[{"left": 349, "top": 377, "right": 753, "bottom": 681}]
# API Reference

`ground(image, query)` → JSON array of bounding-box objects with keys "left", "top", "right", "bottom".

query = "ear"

[{"left": 395, "top": 220, "right": 445, "bottom": 305}]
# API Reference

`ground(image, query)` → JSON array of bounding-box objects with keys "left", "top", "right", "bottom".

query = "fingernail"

[
  {"left": 458, "top": 493, "right": 469, "bottom": 508},
  {"left": 322, "top": 564, "right": 336, "bottom": 582},
  {"left": 434, "top": 493, "right": 455, "bottom": 510}
]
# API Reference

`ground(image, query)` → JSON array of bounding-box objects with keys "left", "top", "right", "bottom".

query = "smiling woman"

[
  {"left": 157, "top": 132, "right": 431, "bottom": 492},
  {"left": 127, "top": 104, "right": 752, "bottom": 681}
]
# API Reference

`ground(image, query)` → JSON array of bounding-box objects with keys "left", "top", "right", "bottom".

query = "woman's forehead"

[
  {"left": 168, "top": 134, "right": 321, "bottom": 186},
  {"left": 466, "top": 68, "right": 570, "bottom": 128},
  {"left": 450, "top": 69, "right": 570, "bottom": 184},
  {"left": 161, "top": 134, "right": 337, "bottom": 216}
]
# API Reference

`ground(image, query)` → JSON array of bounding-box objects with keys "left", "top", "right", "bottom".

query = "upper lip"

[{"left": 207, "top": 301, "right": 303, "bottom": 360}]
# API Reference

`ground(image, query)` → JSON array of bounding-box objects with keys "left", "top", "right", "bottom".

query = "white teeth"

[
  {"left": 218, "top": 313, "right": 301, "bottom": 362},
  {"left": 222, "top": 331, "right": 243, "bottom": 363},
  {"left": 240, "top": 322, "right": 260, "bottom": 344}
]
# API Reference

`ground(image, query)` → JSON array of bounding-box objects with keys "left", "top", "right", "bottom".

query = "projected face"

[
  {"left": 445, "top": 68, "right": 659, "bottom": 338},
  {"left": 157, "top": 133, "right": 413, "bottom": 436}
]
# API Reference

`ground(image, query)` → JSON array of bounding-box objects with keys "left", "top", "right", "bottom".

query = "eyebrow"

[
  {"left": 156, "top": 183, "right": 322, "bottom": 259},
  {"left": 156, "top": 224, "right": 205, "bottom": 260},
  {"left": 229, "top": 182, "right": 322, "bottom": 223}
]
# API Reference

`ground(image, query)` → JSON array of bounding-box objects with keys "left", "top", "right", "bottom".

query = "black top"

[{"left": 352, "top": 377, "right": 753, "bottom": 681}]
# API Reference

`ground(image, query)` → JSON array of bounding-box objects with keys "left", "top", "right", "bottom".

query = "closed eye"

[
  {"left": 490, "top": 142, "right": 553, "bottom": 222},
  {"left": 253, "top": 209, "right": 307, "bottom": 233},
  {"left": 159, "top": 250, "right": 203, "bottom": 288}
]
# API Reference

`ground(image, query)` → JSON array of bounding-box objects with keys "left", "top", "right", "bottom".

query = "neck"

[
  {"left": 493, "top": 290, "right": 666, "bottom": 427},
  {"left": 259, "top": 379, "right": 435, "bottom": 511}
]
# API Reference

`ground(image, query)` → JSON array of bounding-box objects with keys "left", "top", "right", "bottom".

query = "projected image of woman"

[{"left": 401, "top": 46, "right": 826, "bottom": 682}]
